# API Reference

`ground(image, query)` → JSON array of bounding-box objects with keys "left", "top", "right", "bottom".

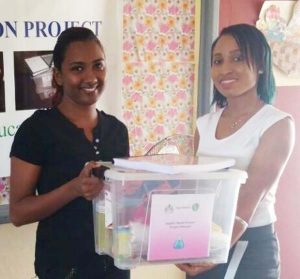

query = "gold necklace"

[
  {"left": 228, "top": 111, "right": 251, "bottom": 130},
  {"left": 230, "top": 118, "right": 244, "bottom": 129},
  {"left": 226, "top": 102, "right": 264, "bottom": 130}
]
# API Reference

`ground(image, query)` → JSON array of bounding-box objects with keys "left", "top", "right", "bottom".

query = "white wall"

[{"left": 0, "top": 223, "right": 36, "bottom": 278}]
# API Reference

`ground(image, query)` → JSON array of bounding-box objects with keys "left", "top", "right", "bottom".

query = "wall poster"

[{"left": 0, "top": 0, "right": 122, "bottom": 214}]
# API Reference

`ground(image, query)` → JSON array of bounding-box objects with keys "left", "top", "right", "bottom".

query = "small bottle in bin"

[{"left": 92, "top": 162, "right": 112, "bottom": 255}]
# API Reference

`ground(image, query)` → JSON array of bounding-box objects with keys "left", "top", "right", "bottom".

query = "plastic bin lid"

[{"left": 104, "top": 167, "right": 247, "bottom": 184}]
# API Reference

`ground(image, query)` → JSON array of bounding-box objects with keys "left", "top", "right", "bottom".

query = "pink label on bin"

[{"left": 147, "top": 193, "right": 215, "bottom": 261}]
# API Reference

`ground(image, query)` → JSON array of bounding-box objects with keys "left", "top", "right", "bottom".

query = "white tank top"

[{"left": 196, "top": 104, "right": 290, "bottom": 227}]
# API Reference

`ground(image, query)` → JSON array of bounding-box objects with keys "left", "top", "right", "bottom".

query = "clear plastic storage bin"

[{"left": 93, "top": 167, "right": 247, "bottom": 270}]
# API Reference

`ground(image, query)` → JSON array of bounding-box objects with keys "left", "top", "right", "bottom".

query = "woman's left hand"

[{"left": 176, "top": 263, "right": 216, "bottom": 277}]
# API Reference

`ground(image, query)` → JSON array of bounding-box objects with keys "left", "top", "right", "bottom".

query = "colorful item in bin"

[
  {"left": 129, "top": 221, "right": 149, "bottom": 259},
  {"left": 131, "top": 201, "right": 148, "bottom": 224},
  {"left": 124, "top": 180, "right": 180, "bottom": 224},
  {"left": 124, "top": 179, "right": 180, "bottom": 198},
  {"left": 123, "top": 180, "right": 144, "bottom": 196},
  {"left": 114, "top": 222, "right": 150, "bottom": 262},
  {"left": 115, "top": 226, "right": 131, "bottom": 259},
  {"left": 94, "top": 197, "right": 114, "bottom": 256},
  {"left": 209, "top": 223, "right": 230, "bottom": 255},
  {"left": 94, "top": 201, "right": 105, "bottom": 253}
]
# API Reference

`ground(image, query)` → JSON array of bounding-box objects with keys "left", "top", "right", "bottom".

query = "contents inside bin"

[{"left": 93, "top": 168, "right": 246, "bottom": 269}]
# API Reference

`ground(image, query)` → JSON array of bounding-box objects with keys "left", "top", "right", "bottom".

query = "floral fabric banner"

[{"left": 122, "top": 0, "right": 199, "bottom": 155}]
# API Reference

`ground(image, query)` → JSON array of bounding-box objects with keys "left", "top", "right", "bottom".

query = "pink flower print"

[
  {"left": 182, "top": 23, "right": 192, "bottom": 33},
  {"left": 176, "top": 123, "right": 186, "bottom": 134},
  {"left": 146, "top": 40, "right": 156, "bottom": 51},
  {"left": 144, "top": 143, "right": 154, "bottom": 153},
  {"left": 176, "top": 90, "right": 186, "bottom": 99},
  {"left": 168, "top": 108, "right": 177, "bottom": 117},
  {"left": 132, "top": 92, "right": 142, "bottom": 102},
  {"left": 154, "top": 125, "right": 164, "bottom": 135},
  {"left": 122, "top": 76, "right": 133, "bottom": 86},
  {"left": 132, "top": 127, "right": 143, "bottom": 137},
  {"left": 145, "top": 110, "right": 155, "bottom": 119},
  {"left": 123, "top": 111, "right": 133, "bottom": 121},
  {"left": 123, "top": 180, "right": 144, "bottom": 195},
  {"left": 0, "top": 182, "right": 5, "bottom": 192},
  {"left": 168, "top": 5, "right": 179, "bottom": 15},
  {"left": 123, "top": 40, "right": 134, "bottom": 51},
  {"left": 145, "top": 74, "right": 156, "bottom": 84},
  {"left": 159, "top": 23, "right": 170, "bottom": 33},
  {"left": 189, "top": 74, "right": 194, "bottom": 82},
  {"left": 145, "top": 4, "right": 156, "bottom": 14},
  {"left": 168, "top": 40, "right": 179, "bottom": 51},
  {"left": 123, "top": 3, "right": 132, "bottom": 14},
  {"left": 132, "top": 203, "right": 147, "bottom": 223},
  {"left": 154, "top": 92, "right": 164, "bottom": 101},
  {"left": 136, "top": 22, "right": 147, "bottom": 33},
  {"left": 168, "top": 74, "right": 178, "bottom": 83}
]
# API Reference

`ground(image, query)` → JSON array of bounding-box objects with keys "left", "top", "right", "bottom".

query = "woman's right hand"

[
  {"left": 10, "top": 158, "right": 105, "bottom": 226},
  {"left": 73, "top": 161, "right": 104, "bottom": 200}
]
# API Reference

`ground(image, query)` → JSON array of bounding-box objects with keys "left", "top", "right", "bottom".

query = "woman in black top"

[{"left": 9, "top": 27, "right": 130, "bottom": 279}]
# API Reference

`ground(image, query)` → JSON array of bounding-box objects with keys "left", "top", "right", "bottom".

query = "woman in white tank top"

[{"left": 177, "top": 24, "right": 295, "bottom": 279}]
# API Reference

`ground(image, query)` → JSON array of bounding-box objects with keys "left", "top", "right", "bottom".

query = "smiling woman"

[
  {"left": 9, "top": 27, "right": 130, "bottom": 279},
  {"left": 53, "top": 40, "right": 106, "bottom": 112},
  {"left": 211, "top": 35, "right": 259, "bottom": 103},
  {"left": 177, "top": 24, "right": 295, "bottom": 279}
]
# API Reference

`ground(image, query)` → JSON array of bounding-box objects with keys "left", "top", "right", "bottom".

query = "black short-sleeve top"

[{"left": 10, "top": 107, "right": 129, "bottom": 267}]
